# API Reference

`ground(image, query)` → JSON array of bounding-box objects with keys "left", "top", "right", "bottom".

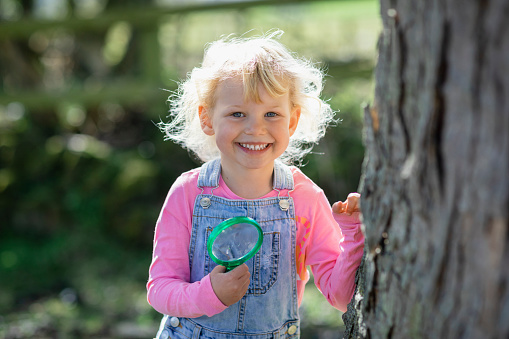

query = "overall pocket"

[{"left": 247, "top": 231, "right": 280, "bottom": 295}]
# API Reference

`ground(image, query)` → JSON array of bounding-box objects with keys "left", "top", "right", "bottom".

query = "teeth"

[{"left": 240, "top": 143, "right": 269, "bottom": 151}]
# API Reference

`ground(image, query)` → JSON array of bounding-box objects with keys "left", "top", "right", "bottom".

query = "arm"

[
  {"left": 146, "top": 181, "right": 227, "bottom": 317},
  {"left": 306, "top": 193, "right": 365, "bottom": 312}
]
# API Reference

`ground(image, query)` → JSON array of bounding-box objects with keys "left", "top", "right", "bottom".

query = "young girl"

[{"left": 147, "top": 30, "right": 364, "bottom": 339}]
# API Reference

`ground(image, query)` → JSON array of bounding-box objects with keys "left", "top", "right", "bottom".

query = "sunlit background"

[{"left": 0, "top": 0, "right": 380, "bottom": 338}]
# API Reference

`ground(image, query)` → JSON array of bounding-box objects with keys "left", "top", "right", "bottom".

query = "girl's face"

[{"left": 199, "top": 77, "right": 300, "bottom": 176}]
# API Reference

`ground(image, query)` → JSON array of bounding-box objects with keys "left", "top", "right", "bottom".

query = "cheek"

[
  {"left": 275, "top": 126, "right": 291, "bottom": 146},
  {"left": 280, "top": 135, "right": 290, "bottom": 149},
  {"left": 213, "top": 127, "right": 232, "bottom": 147},
  {"left": 278, "top": 123, "right": 293, "bottom": 139}
]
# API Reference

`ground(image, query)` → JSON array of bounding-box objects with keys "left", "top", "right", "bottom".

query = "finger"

[
  {"left": 229, "top": 263, "right": 249, "bottom": 278},
  {"left": 331, "top": 202, "right": 338, "bottom": 213},
  {"left": 239, "top": 267, "right": 251, "bottom": 281},
  {"left": 346, "top": 193, "right": 360, "bottom": 204},
  {"left": 240, "top": 276, "right": 251, "bottom": 291},
  {"left": 332, "top": 201, "right": 345, "bottom": 214},
  {"left": 237, "top": 268, "right": 250, "bottom": 284},
  {"left": 345, "top": 200, "right": 356, "bottom": 214},
  {"left": 332, "top": 201, "right": 340, "bottom": 213},
  {"left": 211, "top": 265, "right": 227, "bottom": 274},
  {"left": 346, "top": 193, "right": 361, "bottom": 214},
  {"left": 238, "top": 270, "right": 251, "bottom": 287}
]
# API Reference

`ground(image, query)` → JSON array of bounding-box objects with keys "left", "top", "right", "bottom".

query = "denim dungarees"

[{"left": 156, "top": 158, "right": 300, "bottom": 338}]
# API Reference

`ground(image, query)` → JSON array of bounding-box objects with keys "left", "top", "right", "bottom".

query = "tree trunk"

[{"left": 343, "top": 0, "right": 509, "bottom": 338}]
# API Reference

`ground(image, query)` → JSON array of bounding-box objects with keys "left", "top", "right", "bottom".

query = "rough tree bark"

[{"left": 343, "top": 0, "right": 509, "bottom": 338}]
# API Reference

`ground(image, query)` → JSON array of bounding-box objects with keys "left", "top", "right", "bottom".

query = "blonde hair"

[{"left": 159, "top": 30, "right": 335, "bottom": 165}]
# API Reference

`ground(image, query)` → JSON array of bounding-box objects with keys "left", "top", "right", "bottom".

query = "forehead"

[{"left": 214, "top": 77, "right": 291, "bottom": 107}]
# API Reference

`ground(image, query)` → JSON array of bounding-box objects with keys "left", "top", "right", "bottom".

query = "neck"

[{"left": 220, "top": 162, "right": 274, "bottom": 199}]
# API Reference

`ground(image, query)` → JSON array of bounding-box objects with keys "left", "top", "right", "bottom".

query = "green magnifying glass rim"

[{"left": 207, "top": 216, "right": 263, "bottom": 270}]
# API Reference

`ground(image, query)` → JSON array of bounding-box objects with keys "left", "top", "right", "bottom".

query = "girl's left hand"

[{"left": 332, "top": 193, "right": 361, "bottom": 215}]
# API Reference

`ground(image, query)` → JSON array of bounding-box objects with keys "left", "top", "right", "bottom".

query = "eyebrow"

[
  {"left": 226, "top": 104, "right": 283, "bottom": 110},
  {"left": 225, "top": 105, "right": 244, "bottom": 110}
]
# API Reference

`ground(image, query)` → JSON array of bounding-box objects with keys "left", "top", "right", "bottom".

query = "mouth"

[{"left": 238, "top": 143, "right": 271, "bottom": 151}]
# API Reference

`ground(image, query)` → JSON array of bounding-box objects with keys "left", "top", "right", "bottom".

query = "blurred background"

[{"left": 0, "top": 0, "right": 380, "bottom": 338}]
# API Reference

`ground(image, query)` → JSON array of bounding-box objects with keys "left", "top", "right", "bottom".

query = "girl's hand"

[
  {"left": 332, "top": 193, "right": 361, "bottom": 215},
  {"left": 209, "top": 264, "right": 250, "bottom": 306}
]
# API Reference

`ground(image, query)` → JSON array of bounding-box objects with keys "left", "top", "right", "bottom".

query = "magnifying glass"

[{"left": 207, "top": 216, "right": 263, "bottom": 271}]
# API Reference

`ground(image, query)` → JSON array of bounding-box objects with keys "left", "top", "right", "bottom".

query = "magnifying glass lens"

[
  {"left": 207, "top": 217, "right": 263, "bottom": 270},
  {"left": 212, "top": 223, "right": 259, "bottom": 260}
]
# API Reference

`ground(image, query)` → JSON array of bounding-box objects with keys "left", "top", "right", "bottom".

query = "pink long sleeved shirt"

[{"left": 147, "top": 166, "right": 364, "bottom": 317}]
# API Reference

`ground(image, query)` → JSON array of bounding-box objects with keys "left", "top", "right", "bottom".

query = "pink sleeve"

[
  {"left": 146, "top": 176, "right": 227, "bottom": 317},
  {"left": 305, "top": 193, "right": 365, "bottom": 312}
]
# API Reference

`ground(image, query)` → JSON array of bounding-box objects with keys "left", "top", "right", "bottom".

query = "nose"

[{"left": 244, "top": 115, "right": 266, "bottom": 135}]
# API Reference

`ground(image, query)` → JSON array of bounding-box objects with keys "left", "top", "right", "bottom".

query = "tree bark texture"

[{"left": 343, "top": 0, "right": 509, "bottom": 338}]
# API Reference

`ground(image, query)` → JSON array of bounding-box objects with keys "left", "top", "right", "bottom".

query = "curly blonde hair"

[{"left": 159, "top": 30, "right": 335, "bottom": 165}]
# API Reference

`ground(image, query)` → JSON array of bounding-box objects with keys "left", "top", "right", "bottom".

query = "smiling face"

[{"left": 199, "top": 77, "right": 300, "bottom": 180}]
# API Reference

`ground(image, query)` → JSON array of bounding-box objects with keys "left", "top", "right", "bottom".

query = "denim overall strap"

[
  {"left": 272, "top": 160, "right": 294, "bottom": 191},
  {"left": 197, "top": 158, "right": 221, "bottom": 189},
  {"left": 156, "top": 159, "right": 300, "bottom": 338}
]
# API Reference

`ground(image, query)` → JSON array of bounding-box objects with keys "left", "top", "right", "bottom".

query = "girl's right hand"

[{"left": 209, "top": 264, "right": 250, "bottom": 306}]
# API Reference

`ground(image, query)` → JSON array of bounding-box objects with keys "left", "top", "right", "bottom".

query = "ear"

[
  {"left": 199, "top": 105, "right": 214, "bottom": 136},
  {"left": 289, "top": 106, "right": 301, "bottom": 136}
]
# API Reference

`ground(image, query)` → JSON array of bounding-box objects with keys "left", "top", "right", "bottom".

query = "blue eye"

[
  {"left": 266, "top": 112, "right": 277, "bottom": 117},
  {"left": 232, "top": 112, "right": 244, "bottom": 117}
]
